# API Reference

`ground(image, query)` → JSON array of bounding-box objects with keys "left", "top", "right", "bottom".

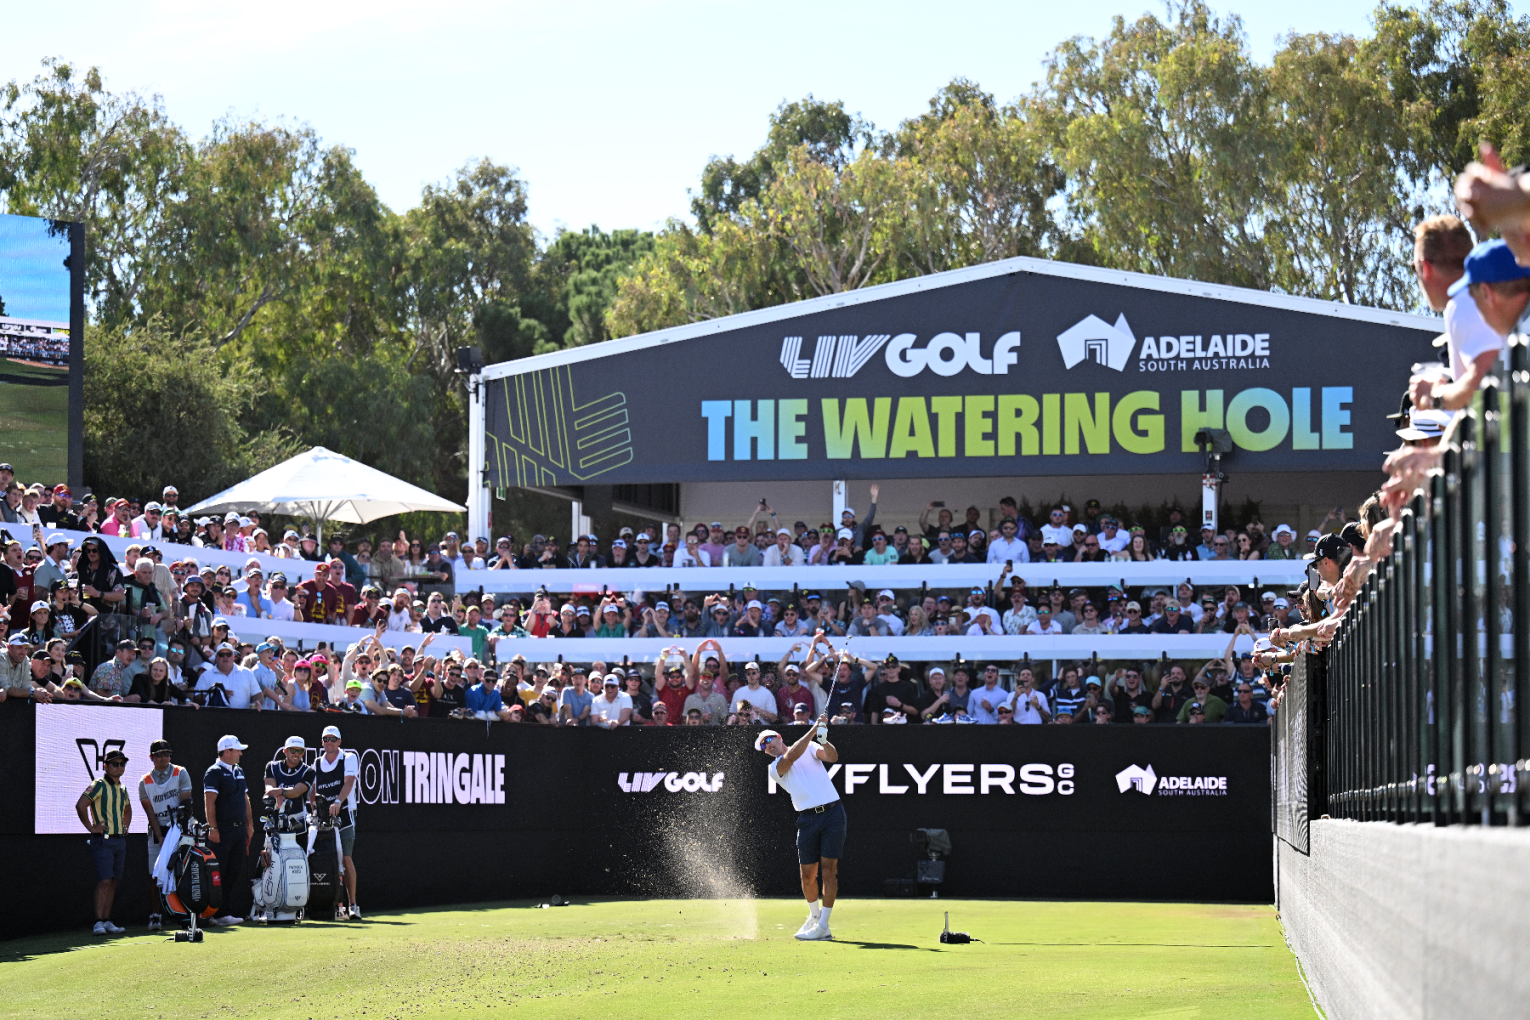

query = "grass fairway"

[
  {"left": 0, "top": 898, "right": 1313, "bottom": 1020},
  {"left": 0, "top": 357, "right": 68, "bottom": 484}
]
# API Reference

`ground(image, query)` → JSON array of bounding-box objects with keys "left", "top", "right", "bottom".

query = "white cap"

[
  {"left": 1260, "top": 591, "right": 1276, "bottom": 601},
  {"left": 1274, "top": 597, "right": 1290, "bottom": 608},
  {"left": 744, "top": 661, "right": 760, "bottom": 671},
  {"left": 44, "top": 532, "right": 68, "bottom": 548},
  {"left": 836, "top": 527, "right": 854, "bottom": 540},
  {"left": 1072, "top": 524, "right": 1088, "bottom": 534},
  {"left": 746, "top": 599, "right": 763, "bottom": 610},
  {"left": 604, "top": 673, "right": 622, "bottom": 685},
  {"left": 321, "top": 724, "right": 342, "bottom": 741},
  {"left": 144, "top": 501, "right": 162, "bottom": 512},
  {"left": 777, "top": 527, "right": 792, "bottom": 536},
  {"left": 754, "top": 729, "right": 782, "bottom": 752},
  {"left": 283, "top": 735, "right": 307, "bottom": 750},
  {"left": 30, "top": 600, "right": 49, "bottom": 614},
  {"left": 636, "top": 533, "right": 651, "bottom": 542},
  {"left": 927, "top": 665, "right": 946, "bottom": 676},
  {"left": 877, "top": 589, "right": 895, "bottom": 599},
  {"left": 841, "top": 507, "right": 855, "bottom": 517},
  {"left": 216, "top": 735, "right": 247, "bottom": 752},
  {"left": 1307, "top": 529, "right": 1323, "bottom": 539}
]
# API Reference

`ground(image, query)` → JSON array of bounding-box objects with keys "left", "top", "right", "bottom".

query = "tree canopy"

[{"left": 3, "top": 0, "right": 1527, "bottom": 508}]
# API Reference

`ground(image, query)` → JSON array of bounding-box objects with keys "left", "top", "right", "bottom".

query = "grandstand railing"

[
  {"left": 1321, "top": 336, "right": 1529, "bottom": 826},
  {"left": 458, "top": 560, "right": 1306, "bottom": 594}
]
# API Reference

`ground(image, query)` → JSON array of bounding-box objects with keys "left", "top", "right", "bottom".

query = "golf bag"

[
  {"left": 306, "top": 795, "right": 346, "bottom": 919},
  {"left": 250, "top": 796, "right": 310, "bottom": 924},
  {"left": 159, "top": 805, "right": 220, "bottom": 941}
]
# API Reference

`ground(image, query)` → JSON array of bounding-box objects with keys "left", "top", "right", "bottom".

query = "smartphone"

[
  {"left": 932, "top": 501, "right": 945, "bottom": 508},
  {"left": 759, "top": 498, "right": 769, "bottom": 508}
]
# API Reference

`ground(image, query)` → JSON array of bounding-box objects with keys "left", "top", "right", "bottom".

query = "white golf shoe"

[
  {"left": 795, "top": 921, "right": 832, "bottom": 941},
  {"left": 794, "top": 915, "right": 820, "bottom": 938}
]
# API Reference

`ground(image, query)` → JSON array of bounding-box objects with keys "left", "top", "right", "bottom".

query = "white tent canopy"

[{"left": 184, "top": 447, "right": 465, "bottom": 537}]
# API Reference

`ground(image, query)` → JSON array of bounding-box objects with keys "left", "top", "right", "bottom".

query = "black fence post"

[{"left": 1510, "top": 335, "right": 1530, "bottom": 826}]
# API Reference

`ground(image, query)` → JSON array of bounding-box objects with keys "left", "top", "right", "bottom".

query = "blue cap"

[{"left": 1448, "top": 239, "right": 1530, "bottom": 296}]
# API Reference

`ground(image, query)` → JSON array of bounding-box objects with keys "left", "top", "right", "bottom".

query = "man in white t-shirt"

[
  {"left": 1097, "top": 517, "right": 1130, "bottom": 554},
  {"left": 757, "top": 719, "right": 842, "bottom": 941},
  {"left": 763, "top": 528, "right": 805, "bottom": 567},
  {"left": 732, "top": 663, "right": 779, "bottom": 722},
  {"left": 1038, "top": 507, "right": 1071, "bottom": 547},
  {"left": 1410, "top": 215, "right": 1506, "bottom": 413},
  {"left": 590, "top": 674, "right": 633, "bottom": 728}
]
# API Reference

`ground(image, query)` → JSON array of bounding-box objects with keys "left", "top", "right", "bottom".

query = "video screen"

[{"left": 0, "top": 213, "right": 74, "bottom": 488}]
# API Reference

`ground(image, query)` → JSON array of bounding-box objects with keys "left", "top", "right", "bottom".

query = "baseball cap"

[
  {"left": 776, "top": 527, "right": 792, "bottom": 537},
  {"left": 603, "top": 673, "right": 621, "bottom": 686},
  {"left": 216, "top": 735, "right": 248, "bottom": 752},
  {"left": 345, "top": 679, "right": 364, "bottom": 690},
  {"left": 836, "top": 527, "right": 854, "bottom": 540},
  {"left": 29, "top": 600, "right": 49, "bottom": 614},
  {"left": 44, "top": 532, "right": 67, "bottom": 548},
  {"left": 1314, "top": 533, "right": 1350, "bottom": 561},
  {"left": 1084, "top": 675, "right": 1102, "bottom": 688},
  {"left": 103, "top": 749, "right": 129, "bottom": 765},
  {"left": 1307, "top": 529, "right": 1323, "bottom": 540},
  {"left": 877, "top": 588, "right": 895, "bottom": 599},
  {"left": 150, "top": 739, "right": 173, "bottom": 755},
  {"left": 753, "top": 729, "right": 782, "bottom": 752},
  {"left": 322, "top": 725, "right": 343, "bottom": 740},
  {"left": 841, "top": 507, "right": 855, "bottom": 517},
  {"left": 1125, "top": 601, "right": 1141, "bottom": 612},
  {"left": 1133, "top": 705, "right": 1152, "bottom": 716},
  {"left": 1274, "top": 597, "right": 1290, "bottom": 609},
  {"left": 283, "top": 736, "right": 307, "bottom": 750},
  {"left": 1449, "top": 238, "right": 1530, "bottom": 296},
  {"left": 746, "top": 599, "right": 763, "bottom": 610}
]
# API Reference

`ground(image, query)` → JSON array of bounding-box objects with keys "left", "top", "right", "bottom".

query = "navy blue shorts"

[
  {"left": 796, "top": 801, "right": 847, "bottom": 865},
  {"left": 88, "top": 835, "right": 126, "bottom": 881}
]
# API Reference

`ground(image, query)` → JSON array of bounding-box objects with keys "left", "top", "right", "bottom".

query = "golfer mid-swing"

[{"left": 756, "top": 714, "right": 842, "bottom": 941}]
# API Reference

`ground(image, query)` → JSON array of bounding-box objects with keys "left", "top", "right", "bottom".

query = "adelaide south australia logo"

[{"left": 1116, "top": 764, "right": 1228, "bottom": 797}]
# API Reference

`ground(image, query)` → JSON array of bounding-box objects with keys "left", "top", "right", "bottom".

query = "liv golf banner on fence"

[{"left": 483, "top": 257, "right": 1439, "bottom": 486}]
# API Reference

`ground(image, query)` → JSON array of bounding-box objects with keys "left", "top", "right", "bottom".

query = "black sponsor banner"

[
  {"left": 3, "top": 705, "right": 1270, "bottom": 937},
  {"left": 485, "top": 267, "right": 1437, "bottom": 486}
]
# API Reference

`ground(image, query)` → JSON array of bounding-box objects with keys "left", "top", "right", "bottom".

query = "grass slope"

[
  {"left": 0, "top": 357, "right": 68, "bottom": 485},
  {"left": 0, "top": 899, "right": 1314, "bottom": 1020}
]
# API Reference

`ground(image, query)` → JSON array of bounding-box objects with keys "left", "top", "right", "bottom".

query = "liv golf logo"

[
  {"left": 618, "top": 771, "right": 726, "bottom": 793},
  {"left": 1116, "top": 764, "right": 1228, "bottom": 797}
]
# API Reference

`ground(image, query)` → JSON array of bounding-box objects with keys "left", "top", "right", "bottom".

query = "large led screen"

[{"left": 0, "top": 212, "right": 78, "bottom": 488}]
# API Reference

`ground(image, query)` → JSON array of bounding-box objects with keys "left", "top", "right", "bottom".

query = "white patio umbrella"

[{"left": 183, "top": 446, "right": 465, "bottom": 541}]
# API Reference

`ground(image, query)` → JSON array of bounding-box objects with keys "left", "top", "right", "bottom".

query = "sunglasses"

[
  {"left": 322, "top": 736, "right": 340, "bottom": 743},
  {"left": 216, "top": 652, "right": 233, "bottom": 659}
]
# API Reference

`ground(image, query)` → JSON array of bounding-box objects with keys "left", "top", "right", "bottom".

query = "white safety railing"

[
  {"left": 456, "top": 560, "right": 1307, "bottom": 594},
  {"left": 41, "top": 528, "right": 321, "bottom": 582},
  {"left": 485, "top": 633, "right": 1257, "bottom": 665},
  {"left": 220, "top": 616, "right": 474, "bottom": 658}
]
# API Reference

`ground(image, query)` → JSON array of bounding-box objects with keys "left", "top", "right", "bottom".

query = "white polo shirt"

[
  {"left": 734, "top": 683, "right": 776, "bottom": 716},
  {"left": 771, "top": 745, "right": 839, "bottom": 811}
]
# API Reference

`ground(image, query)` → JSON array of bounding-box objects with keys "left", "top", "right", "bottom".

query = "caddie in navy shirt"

[
  {"left": 203, "top": 734, "right": 253, "bottom": 925},
  {"left": 264, "top": 735, "right": 315, "bottom": 821}
]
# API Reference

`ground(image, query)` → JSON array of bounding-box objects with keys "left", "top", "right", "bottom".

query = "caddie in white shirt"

[{"left": 758, "top": 717, "right": 842, "bottom": 941}]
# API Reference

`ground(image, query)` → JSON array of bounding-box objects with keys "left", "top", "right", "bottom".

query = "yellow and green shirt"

[{"left": 84, "top": 777, "right": 128, "bottom": 836}]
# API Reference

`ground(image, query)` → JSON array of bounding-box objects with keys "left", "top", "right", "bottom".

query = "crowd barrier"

[
  {"left": 221, "top": 616, "right": 473, "bottom": 658},
  {"left": 2, "top": 701, "right": 1272, "bottom": 939},
  {"left": 458, "top": 560, "right": 1308, "bottom": 594},
  {"left": 490, "top": 633, "right": 1259, "bottom": 665},
  {"left": 41, "top": 527, "right": 321, "bottom": 582}
]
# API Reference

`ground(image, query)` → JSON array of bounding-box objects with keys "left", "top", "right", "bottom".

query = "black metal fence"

[{"left": 1321, "top": 335, "right": 1529, "bottom": 826}]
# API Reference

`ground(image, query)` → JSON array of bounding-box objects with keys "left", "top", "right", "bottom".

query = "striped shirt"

[{"left": 84, "top": 777, "right": 129, "bottom": 836}]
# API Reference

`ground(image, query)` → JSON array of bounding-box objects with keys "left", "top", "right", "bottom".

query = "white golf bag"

[{"left": 251, "top": 797, "right": 310, "bottom": 924}]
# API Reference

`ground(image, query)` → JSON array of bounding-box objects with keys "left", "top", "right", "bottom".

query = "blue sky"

[
  {"left": 3, "top": 1, "right": 1520, "bottom": 238},
  {"left": 0, "top": 214, "right": 70, "bottom": 323}
]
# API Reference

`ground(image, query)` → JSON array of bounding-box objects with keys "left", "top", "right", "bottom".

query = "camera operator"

[{"left": 309, "top": 725, "right": 362, "bottom": 919}]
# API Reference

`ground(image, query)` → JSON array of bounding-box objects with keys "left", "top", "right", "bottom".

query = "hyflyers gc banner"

[
  {"left": 0, "top": 213, "right": 77, "bottom": 486},
  {"left": 485, "top": 261, "right": 1439, "bottom": 486},
  {"left": 35, "top": 704, "right": 164, "bottom": 834}
]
